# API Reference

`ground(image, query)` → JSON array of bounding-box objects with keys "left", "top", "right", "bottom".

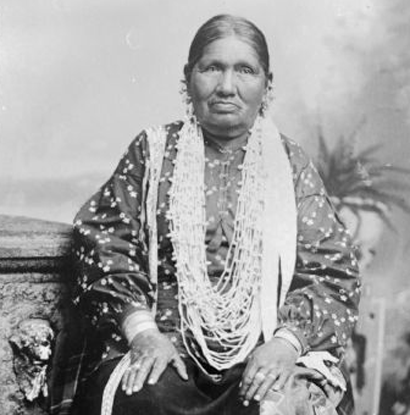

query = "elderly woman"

[{"left": 68, "top": 14, "right": 360, "bottom": 415}]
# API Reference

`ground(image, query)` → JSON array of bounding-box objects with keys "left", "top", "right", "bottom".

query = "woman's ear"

[
  {"left": 266, "top": 72, "right": 273, "bottom": 88},
  {"left": 180, "top": 65, "right": 192, "bottom": 106},
  {"left": 183, "top": 64, "right": 191, "bottom": 85},
  {"left": 260, "top": 72, "right": 275, "bottom": 116}
]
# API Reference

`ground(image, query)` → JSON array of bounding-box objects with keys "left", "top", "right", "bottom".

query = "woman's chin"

[{"left": 200, "top": 116, "right": 250, "bottom": 138}]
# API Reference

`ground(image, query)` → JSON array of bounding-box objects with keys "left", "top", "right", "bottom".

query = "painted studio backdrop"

[{"left": 1, "top": 1, "right": 410, "bottom": 414}]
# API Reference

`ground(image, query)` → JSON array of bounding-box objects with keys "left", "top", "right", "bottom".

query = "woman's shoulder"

[
  {"left": 123, "top": 121, "right": 184, "bottom": 158},
  {"left": 129, "top": 120, "right": 184, "bottom": 147},
  {"left": 280, "top": 133, "right": 312, "bottom": 173},
  {"left": 280, "top": 134, "right": 326, "bottom": 196},
  {"left": 146, "top": 120, "right": 184, "bottom": 137}
]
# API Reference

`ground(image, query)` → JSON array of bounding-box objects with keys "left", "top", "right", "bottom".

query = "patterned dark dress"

[{"left": 52, "top": 121, "right": 360, "bottom": 415}]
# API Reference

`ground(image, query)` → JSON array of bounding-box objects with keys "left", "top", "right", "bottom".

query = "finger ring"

[
  {"left": 131, "top": 362, "right": 141, "bottom": 370},
  {"left": 254, "top": 372, "right": 266, "bottom": 381}
]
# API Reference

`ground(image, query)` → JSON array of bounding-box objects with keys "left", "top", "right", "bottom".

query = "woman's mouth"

[{"left": 210, "top": 101, "right": 239, "bottom": 112}]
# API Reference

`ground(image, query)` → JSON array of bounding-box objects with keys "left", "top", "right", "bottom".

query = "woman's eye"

[
  {"left": 205, "top": 65, "right": 219, "bottom": 72},
  {"left": 239, "top": 66, "right": 254, "bottom": 75}
]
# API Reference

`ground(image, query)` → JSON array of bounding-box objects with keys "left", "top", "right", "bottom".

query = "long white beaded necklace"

[
  {"left": 101, "top": 115, "right": 297, "bottom": 414},
  {"left": 168, "top": 115, "right": 266, "bottom": 372}
]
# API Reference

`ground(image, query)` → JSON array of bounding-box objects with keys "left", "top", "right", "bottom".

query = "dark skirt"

[{"left": 74, "top": 355, "right": 351, "bottom": 415}]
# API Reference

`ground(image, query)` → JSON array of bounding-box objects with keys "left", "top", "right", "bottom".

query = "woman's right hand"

[{"left": 121, "top": 328, "right": 188, "bottom": 395}]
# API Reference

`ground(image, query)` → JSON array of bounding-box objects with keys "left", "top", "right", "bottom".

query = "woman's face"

[{"left": 188, "top": 36, "right": 269, "bottom": 140}]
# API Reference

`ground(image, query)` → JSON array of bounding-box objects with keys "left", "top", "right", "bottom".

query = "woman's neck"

[{"left": 201, "top": 129, "right": 249, "bottom": 152}]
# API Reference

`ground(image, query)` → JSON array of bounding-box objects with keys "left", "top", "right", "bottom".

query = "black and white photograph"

[{"left": 1, "top": 1, "right": 409, "bottom": 415}]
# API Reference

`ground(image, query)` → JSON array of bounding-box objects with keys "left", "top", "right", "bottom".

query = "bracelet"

[
  {"left": 273, "top": 328, "right": 303, "bottom": 356},
  {"left": 121, "top": 311, "right": 157, "bottom": 344}
]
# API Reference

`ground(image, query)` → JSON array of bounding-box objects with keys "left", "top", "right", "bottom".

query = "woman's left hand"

[{"left": 239, "top": 337, "right": 298, "bottom": 405}]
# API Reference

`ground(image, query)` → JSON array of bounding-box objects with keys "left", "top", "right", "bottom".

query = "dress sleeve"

[
  {"left": 72, "top": 131, "right": 156, "bottom": 332},
  {"left": 276, "top": 141, "right": 361, "bottom": 355}
]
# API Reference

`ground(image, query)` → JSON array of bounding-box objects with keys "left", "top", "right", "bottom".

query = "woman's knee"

[{"left": 112, "top": 364, "right": 194, "bottom": 414}]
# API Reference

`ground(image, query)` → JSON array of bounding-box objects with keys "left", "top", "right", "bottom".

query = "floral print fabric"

[{"left": 72, "top": 120, "right": 360, "bottom": 366}]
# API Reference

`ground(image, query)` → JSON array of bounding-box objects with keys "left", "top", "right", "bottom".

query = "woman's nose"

[{"left": 216, "top": 70, "right": 236, "bottom": 95}]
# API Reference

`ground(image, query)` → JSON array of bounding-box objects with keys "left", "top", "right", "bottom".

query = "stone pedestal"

[{"left": 0, "top": 215, "right": 73, "bottom": 415}]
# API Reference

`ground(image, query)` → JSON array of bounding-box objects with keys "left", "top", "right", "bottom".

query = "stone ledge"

[
  {"left": 0, "top": 273, "right": 67, "bottom": 284},
  {"left": 0, "top": 215, "right": 73, "bottom": 273}
]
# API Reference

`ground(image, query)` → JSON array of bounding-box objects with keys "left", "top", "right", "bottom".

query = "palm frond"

[
  {"left": 366, "top": 165, "right": 410, "bottom": 176},
  {"left": 315, "top": 125, "right": 410, "bottom": 223},
  {"left": 341, "top": 201, "right": 396, "bottom": 230},
  {"left": 355, "top": 144, "right": 383, "bottom": 160},
  {"left": 353, "top": 188, "right": 410, "bottom": 213}
]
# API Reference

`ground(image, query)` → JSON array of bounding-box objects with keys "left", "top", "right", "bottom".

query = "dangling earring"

[
  {"left": 260, "top": 81, "right": 275, "bottom": 117},
  {"left": 179, "top": 79, "right": 195, "bottom": 120}
]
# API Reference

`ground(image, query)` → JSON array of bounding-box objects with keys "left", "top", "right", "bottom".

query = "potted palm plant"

[{"left": 315, "top": 126, "right": 410, "bottom": 269}]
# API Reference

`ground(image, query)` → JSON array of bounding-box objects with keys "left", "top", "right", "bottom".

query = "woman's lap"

[{"left": 75, "top": 357, "right": 343, "bottom": 415}]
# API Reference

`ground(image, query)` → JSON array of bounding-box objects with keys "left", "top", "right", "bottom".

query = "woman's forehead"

[{"left": 198, "top": 36, "right": 261, "bottom": 65}]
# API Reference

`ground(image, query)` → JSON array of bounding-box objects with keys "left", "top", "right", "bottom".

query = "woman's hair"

[{"left": 184, "top": 14, "right": 270, "bottom": 81}]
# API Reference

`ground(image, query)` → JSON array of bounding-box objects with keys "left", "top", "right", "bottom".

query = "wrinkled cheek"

[
  {"left": 189, "top": 90, "right": 208, "bottom": 117},
  {"left": 191, "top": 100, "right": 210, "bottom": 122},
  {"left": 248, "top": 96, "right": 264, "bottom": 116}
]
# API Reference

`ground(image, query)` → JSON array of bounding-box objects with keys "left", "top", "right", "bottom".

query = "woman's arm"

[
  {"left": 72, "top": 131, "right": 156, "bottom": 335},
  {"left": 276, "top": 139, "right": 361, "bottom": 355},
  {"left": 73, "top": 128, "right": 188, "bottom": 393},
  {"left": 240, "top": 139, "right": 361, "bottom": 404}
]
